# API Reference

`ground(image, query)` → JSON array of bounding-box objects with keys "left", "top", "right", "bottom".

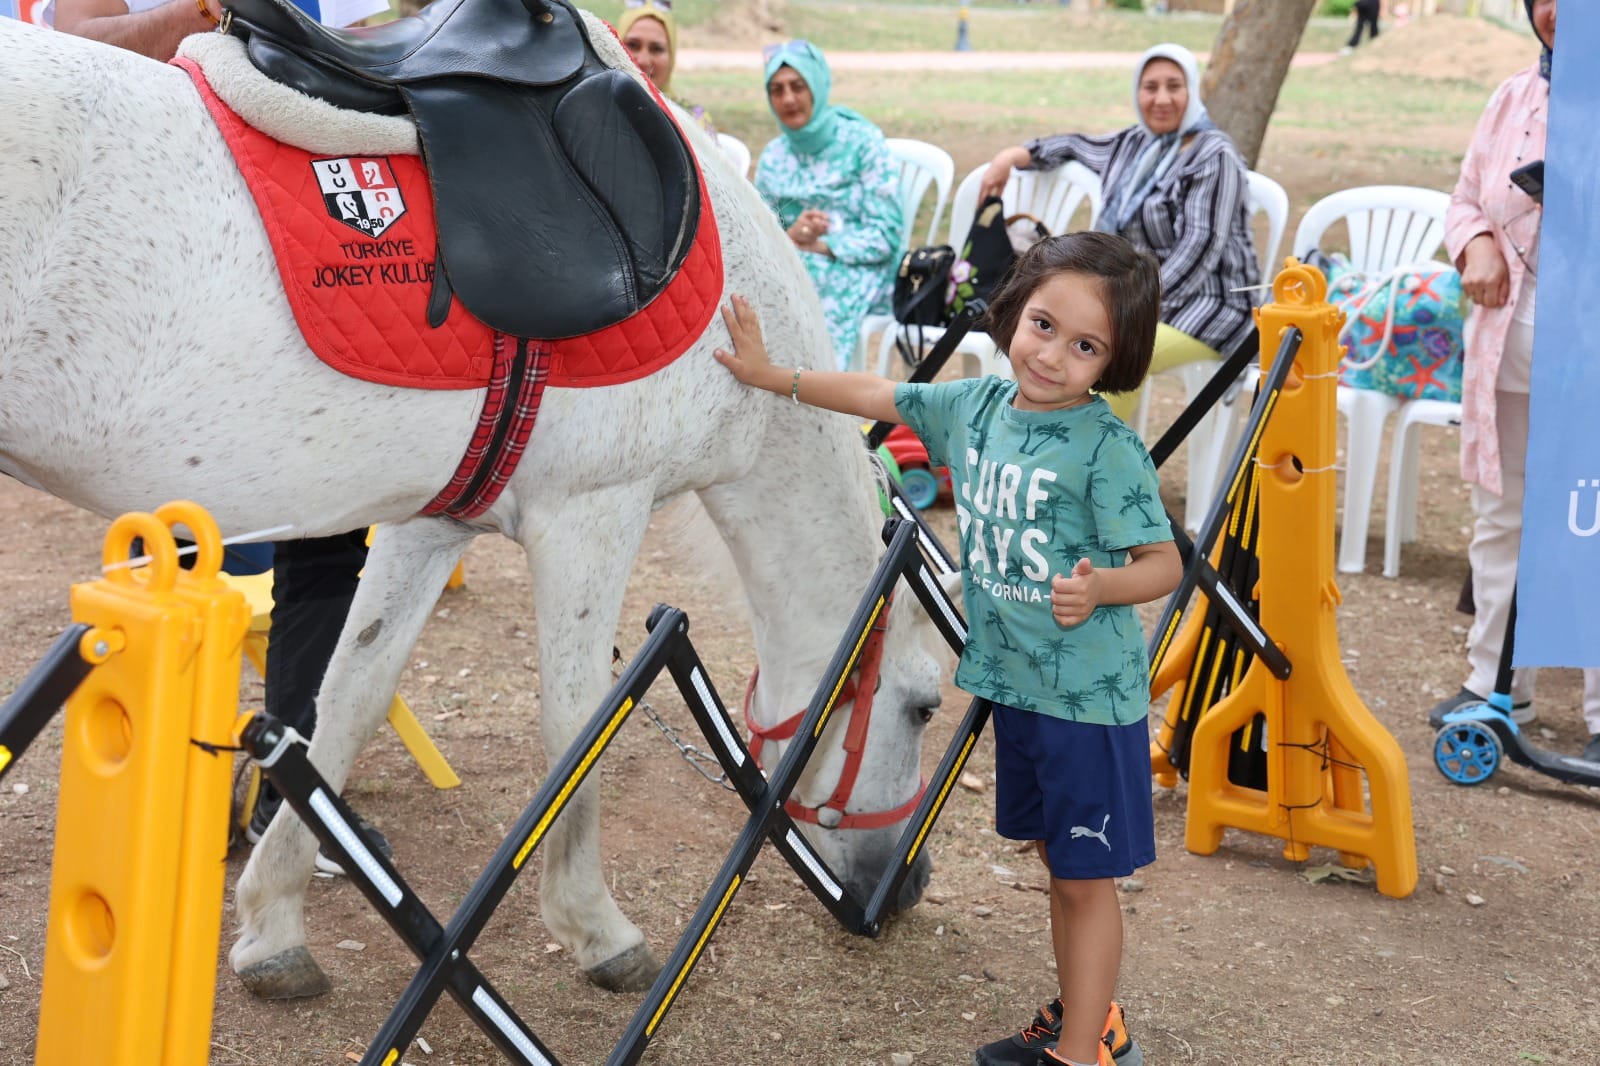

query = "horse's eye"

[{"left": 915, "top": 703, "right": 937, "bottom": 724}]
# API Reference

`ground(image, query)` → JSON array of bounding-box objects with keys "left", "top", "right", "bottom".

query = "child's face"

[{"left": 1006, "top": 272, "right": 1116, "bottom": 413}]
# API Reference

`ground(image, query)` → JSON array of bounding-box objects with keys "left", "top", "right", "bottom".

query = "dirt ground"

[{"left": 4, "top": 13, "right": 1599, "bottom": 1066}]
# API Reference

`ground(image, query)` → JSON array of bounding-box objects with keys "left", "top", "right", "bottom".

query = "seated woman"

[
  {"left": 617, "top": 0, "right": 715, "bottom": 134},
  {"left": 755, "top": 40, "right": 903, "bottom": 371},
  {"left": 980, "top": 43, "right": 1258, "bottom": 422}
]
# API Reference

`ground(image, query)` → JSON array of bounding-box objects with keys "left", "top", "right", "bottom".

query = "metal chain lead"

[{"left": 613, "top": 647, "right": 737, "bottom": 792}]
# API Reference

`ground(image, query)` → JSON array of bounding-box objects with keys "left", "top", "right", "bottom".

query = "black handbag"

[
  {"left": 891, "top": 244, "right": 955, "bottom": 328},
  {"left": 950, "top": 196, "right": 1049, "bottom": 318}
]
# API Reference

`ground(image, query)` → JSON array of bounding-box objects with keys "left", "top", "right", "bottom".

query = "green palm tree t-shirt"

[{"left": 895, "top": 377, "right": 1172, "bottom": 725}]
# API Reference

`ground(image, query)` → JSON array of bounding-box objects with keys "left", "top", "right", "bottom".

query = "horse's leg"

[
  {"left": 230, "top": 519, "right": 471, "bottom": 999},
  {"left": 523, "top": 485, "right": 661, "bottom": 992}
]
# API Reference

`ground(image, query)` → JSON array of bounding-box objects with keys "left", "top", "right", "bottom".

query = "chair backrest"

[
  {"left": 715, "top": 132, "right": 752, "bottom": 180},
  {"left": 947, "top": 161, "right": 1103, "bottom": 254},
  {"left": 1292, "top": 185, "right": 1451, "bottom": 274},
  {"left": 1245, "top": 170, "right": 1289, "bottom": 278},
  {"left": 884, "top": 137, "right": 955, "bottom": 248}
]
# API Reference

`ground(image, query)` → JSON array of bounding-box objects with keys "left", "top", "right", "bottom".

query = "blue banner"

[{"left": 1516, "top": 3, "right": 1600, "bottom": 666}]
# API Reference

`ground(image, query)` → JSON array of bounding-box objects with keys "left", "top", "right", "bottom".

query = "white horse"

[{"left": 0, "top": 14, "right": 944, "bottom": 1000}]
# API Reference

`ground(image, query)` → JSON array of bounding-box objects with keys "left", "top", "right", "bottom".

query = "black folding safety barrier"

[
  {"left": 1145, "top": 326, "right": 1304, "bottom": 683},
  {"left": 0, "top": 622, "right": 95, "bottom": 785},
  {"left": 0, "top": 317, "right": 1312, "bottom": 1065},
  {"left": 239, "top": 518, "right": 993, "bottom": 1066}
]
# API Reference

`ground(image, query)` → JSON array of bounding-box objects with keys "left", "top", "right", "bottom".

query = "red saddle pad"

[{"left": 175, "top": 57, "right": 722, "bottom": 391}]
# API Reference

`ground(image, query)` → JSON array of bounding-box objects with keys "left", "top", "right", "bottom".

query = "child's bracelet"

[{"left": 790, "top": 368, "right": 801, "bottom": 405}]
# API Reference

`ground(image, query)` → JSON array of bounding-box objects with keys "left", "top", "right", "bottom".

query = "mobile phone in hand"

[{"left": 1509, "top": 160, "right": 1544, "bottom": 205}]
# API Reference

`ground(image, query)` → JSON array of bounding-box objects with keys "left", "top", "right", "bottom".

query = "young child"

[{"left": 715, "top": 230, "right": 1181, "bottom": 1066}]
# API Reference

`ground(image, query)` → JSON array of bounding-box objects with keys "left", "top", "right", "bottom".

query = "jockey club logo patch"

[{"left": 311, "top": 157, "right": 406, "bottom": 239}]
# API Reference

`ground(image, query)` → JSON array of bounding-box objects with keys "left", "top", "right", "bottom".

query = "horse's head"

[{"left": 748, "top": 576, "right": 960, "bottom": 914}]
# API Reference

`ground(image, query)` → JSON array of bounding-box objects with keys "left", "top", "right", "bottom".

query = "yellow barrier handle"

[
  {"left": 154, "top": 501, "right": 224, "bottom": 581},
  {"left": 1271, "top": 257, "right": 1328, "bottom": 307},
  {"left": 102, "top": 513, "right": 179, "bottom": 595}
]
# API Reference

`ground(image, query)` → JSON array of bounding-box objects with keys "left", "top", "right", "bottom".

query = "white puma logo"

[{"left": 1070, "top": 813, "right": 1112, "bottom": 850}]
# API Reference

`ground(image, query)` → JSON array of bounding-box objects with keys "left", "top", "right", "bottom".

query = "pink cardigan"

[{"left": 1445, "top": 62, "right": 1547, "bottom": 495}]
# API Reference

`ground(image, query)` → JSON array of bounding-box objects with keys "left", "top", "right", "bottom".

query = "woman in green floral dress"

[{"left": 755, "top": 40, "right": 903, "bottom": 371}]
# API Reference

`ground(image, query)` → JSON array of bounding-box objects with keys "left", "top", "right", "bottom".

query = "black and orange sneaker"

[
  {"left": 1099, "top": 1002, "right": 1143, "bottom": 1066},
  {"left": 974, "top": 1000, "right": 1142, "bottom": 1066},
  {"left": 973, "top": 998, "right": 1064, "bottom": 1066}
]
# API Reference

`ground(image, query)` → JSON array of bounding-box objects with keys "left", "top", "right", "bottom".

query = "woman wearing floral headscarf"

[
  {"left": 616, "top": 0, "right": 715, "bottom": 133},
  {"left": 1426, "top": 0, "right": 1599, "bottom": 760},
  {"left": 754, "top": 40, "right": 904, "bottom": 370},
  {"left": 979, "top": 43, "right": 1258, "bottom": 422}
]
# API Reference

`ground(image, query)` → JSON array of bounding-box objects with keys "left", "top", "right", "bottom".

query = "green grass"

[
  {"left": 586, "top": 0, "right": 722, "bottom": 28},
  {"left": 680, "top": 62, "right": 1482, "bottom": 164},
  {"left": 789, "top": 4, "right": 1354, "bottom": 54},
  {"left": 585, "top": 1, "right": 1356, "bottom": 54}
]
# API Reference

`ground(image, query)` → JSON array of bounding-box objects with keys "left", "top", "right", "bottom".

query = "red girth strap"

[
  {"left": 421, "top": 334, "right": 551, "bottom": 519},
  {"left": 744, "top": 595, "right": 927, "bottom": 831}
]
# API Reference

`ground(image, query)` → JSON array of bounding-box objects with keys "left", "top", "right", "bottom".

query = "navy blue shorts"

[{"left": 992, "top": 704, "right": 1156, "bottom": 880}]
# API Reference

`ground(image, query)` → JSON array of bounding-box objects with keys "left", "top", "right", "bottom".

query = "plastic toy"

[{"left": 880, "top": 425, "right": 950, "bottom": 510}]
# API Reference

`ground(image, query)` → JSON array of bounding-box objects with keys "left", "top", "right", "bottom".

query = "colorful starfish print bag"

[{"left": 1326, "top": 253, "right": 1466, "bottom": 403}]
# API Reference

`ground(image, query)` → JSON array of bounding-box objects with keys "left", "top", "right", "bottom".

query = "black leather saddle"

[{"left": 222, "top": 0, "right": 700, "bottom": 340}]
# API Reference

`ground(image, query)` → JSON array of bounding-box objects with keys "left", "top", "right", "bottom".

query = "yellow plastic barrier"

[
  {"left": 1178, "top": 262, "right": 1418, "bottom": 900},
  {"left": 36, "top": 503, "right": 249, "bottom": 1066}
]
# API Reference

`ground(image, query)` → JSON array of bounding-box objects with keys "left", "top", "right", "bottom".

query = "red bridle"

[{"left": 743, "top": 597, "right": 927, "bottom": 831}]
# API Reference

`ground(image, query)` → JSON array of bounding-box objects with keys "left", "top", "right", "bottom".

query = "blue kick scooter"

[{"left": 1433, "top": 590, "right": 1600, "bottom": 786}]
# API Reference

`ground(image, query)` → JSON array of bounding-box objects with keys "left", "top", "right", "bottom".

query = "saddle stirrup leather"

[{"left": 221, "top": 0, "right": 701, "bottom": 341}]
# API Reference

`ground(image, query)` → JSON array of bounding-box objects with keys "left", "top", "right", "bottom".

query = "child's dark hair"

[{"left": 984, "top": 231, "right": 1161, "bottom": 395}]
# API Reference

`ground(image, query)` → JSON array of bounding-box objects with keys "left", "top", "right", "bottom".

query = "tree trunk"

[{"left": 1200, "top": 0, "right": 1319, "bottom": 170}]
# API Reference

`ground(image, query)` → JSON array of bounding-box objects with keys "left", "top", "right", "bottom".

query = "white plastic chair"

[
  {"left": 854, "top": 138, "right": 956, "bottom": 369},
  {"left": 886, "top": 137, "right": 955, "bottom": 246},
  {"left": 1382, "top": 398, "right": 1462, "bottom": 577},
  {"left": 1134, "top": 170, "right": 1289, "bottom": 530},
  {"left": 1297, "top": 186, "right": 1453, "bottom": 574},
  {"left": 715, "top": 132, "right": 752, "bottom": 180},
  {"left": 1206, "top": 185, "right": 1453, "bottom": 567},
  {"left": 875, "top": 160, "right": 1103, "bottom": 381}
]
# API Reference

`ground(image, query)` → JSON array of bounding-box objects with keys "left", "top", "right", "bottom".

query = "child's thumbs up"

[{"left": 1050, "top": 557, "right": 1099, "bottom": 628}]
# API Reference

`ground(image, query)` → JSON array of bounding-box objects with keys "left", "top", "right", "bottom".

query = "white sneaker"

[{"left": 246, "top": 792, "right": 392, "bottom": 877}]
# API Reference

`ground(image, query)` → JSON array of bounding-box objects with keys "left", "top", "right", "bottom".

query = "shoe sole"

[
  {"left": 245, "top": 822, "right": 347, "bottom": 877},
  {"left": 1428, "top": 703, "right": 1536, "bottom": 731},
  {"left": 971, "top": 1038, "right": 1142, "bottom": 1066}
]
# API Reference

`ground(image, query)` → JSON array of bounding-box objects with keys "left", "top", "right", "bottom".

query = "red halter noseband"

[{"left": 743, "top": 596, "right": 927, "bottom": 831}]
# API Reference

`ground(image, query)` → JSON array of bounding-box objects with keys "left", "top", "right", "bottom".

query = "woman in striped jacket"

[{"left": 979, "top": 43, "right": 1258, "bottom": 423}]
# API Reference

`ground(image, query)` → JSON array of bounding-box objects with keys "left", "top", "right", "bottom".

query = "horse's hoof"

[
  {"left": 236, "top": 946, "right": 333, "bottom": 1000},
  {"left": 583, "top": 942, "right": 661, "bottom": 992}
]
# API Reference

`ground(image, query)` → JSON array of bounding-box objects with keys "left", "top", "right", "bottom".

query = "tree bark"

[{"left": 1200, "top": 0, "right": 1319, "bottom": 170}]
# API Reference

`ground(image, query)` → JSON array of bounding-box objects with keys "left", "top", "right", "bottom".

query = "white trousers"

[{"left": 1465, "top": 330, "right": 1600, "bottom": 735}]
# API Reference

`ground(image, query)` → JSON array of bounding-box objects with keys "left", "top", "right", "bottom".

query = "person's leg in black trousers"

[
  {"left": 1348, "top": 0, "right": 1381, "bottom": 49},
  {"left": 248, "top": 529, "right": 368, "bottom": 835}
]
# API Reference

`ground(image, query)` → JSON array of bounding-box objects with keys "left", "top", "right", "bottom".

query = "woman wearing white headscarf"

[{"left": 979, "top": 44, "right": 1258, "bottom": 422}]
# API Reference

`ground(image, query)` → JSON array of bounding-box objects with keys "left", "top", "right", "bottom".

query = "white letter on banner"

[{"left": 1568, "top": 481, "right": 1600, "bottom": 537}]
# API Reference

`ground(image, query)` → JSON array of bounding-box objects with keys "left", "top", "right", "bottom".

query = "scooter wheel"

[
  {"left": 1433, "top": 720, "right": 1502, "bottom": 786},
  {"left": 899, "top": 466, "right": 941, "bottom": 510}
]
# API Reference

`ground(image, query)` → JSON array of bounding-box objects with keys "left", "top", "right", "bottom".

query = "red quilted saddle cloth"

[{"left": 175, "top": 58, "right": 722, "bottom": 390}]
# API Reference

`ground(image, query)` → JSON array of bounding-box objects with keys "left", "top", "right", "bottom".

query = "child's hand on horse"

[
  {"left": 1051, "top": 557, "right": 1099, "bottom": 627},
  {"left": 713, "top": 295, "right": 775, "bottom": 385}
]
